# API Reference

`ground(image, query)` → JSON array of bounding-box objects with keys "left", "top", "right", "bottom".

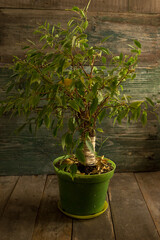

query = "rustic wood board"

[
  {"left": 0, "top": 10, "right": 159, "bottom": 64},
  {"left": 0, "top": 0, "right": 129, "bottom": 12},
  {"left": 135, "top": 172, "right": 160, "bottom": 236},
  {"left": 129, "top": 0, "right": 160, "bottom": 13},
  {"left": 108, "top": 173, "right": 160, "bottom": 240},
  {"left": 0, "top": 7, "right": 160, "bottom": 174},
  {"left": 0, "top": 175, "right": 46, "bottom": 240},
  {"left": 72, "top": 195, "right": 115, "bottom": 240},
  {"left": 1, "top": 0, "right": 160, "bottom": 13},
  {"left": 0, "top": 176, "right": 19, "bottom": 216},
  {"left": 32, "top": 175, "right": 72, "bottom": 240},
  {"left": 0, "top": 68, "right": 160, "bottom": 175}
]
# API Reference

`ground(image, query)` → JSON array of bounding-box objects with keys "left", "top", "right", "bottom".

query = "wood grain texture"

[
  {"left": 72, "top": 196, "right": 115, "bottom": 240},
  {"left": 129, "top": 0, "right": 160, "bottom": 13},
  {"left": 0, "top": 67, "right": 160, "bottom": 175},
  {"left": 1, "top": 0, "right": 160, "bottom": 13},
  {"left": 135, "top": 172, "right": 160, "bottom": 236},
  {"left": 0, "top": 176, "right": 19, "bottom": 216},
  {"left": 32, "top": 175, "right": 72, "bottom": 240},
  {"left": 108, "top": 173, "right": 160, "bottom": 240},
  {"left": 0, "top": 5, "right": 160, "bottom": 174},
  {"left": 0, "top": 10, "right": 160, "bottom": 64},
  {"left": 0, "top": 0, "right": 128, "bottom": 12},
  {"left": 0, "top": 175, "right": 46, "bottom": 240}
]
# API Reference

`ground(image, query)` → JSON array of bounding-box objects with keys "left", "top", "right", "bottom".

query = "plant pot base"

[{"left": 58, "top": 200, "right": 108, "bottom": 219}]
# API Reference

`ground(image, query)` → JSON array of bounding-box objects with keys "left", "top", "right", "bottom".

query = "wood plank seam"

[
  {"left": 0, "top": 7, "right": 70, "bottom": 11},
  {"left": 0, "top": 176, "right": 20, "bottom": 217},
  {"left": 134, "top": 173, "right": 160, "bottom": 239},
  {"left": 30, "top": 174, "right": 48, "bottom": 240},
  {"left": 107, "top": 191, "right": 117, "bottom": 240},
  {"left": 71, "top": 219, "right": 74, "bottom": 240}
]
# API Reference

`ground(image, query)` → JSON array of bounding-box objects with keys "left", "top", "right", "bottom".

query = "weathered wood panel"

[
  {"left": 72, "top": 196, "right": 115, "bottom": 240},
  {"left": 108, "top": 173, "right": 160, "bottom": 240},
  {"left": 0, "top": 5, "right": 160, "bottom": 174},
  {"left": 135, "top": 172, "right": 160, "bottom": 236},
  {"left": 129, "top": 0, "right": 160, "bottom": 14},
  {"left": 0, "top": 175, "right": 46, "bottom": 240},
  {"left": 0, "top": 66, "right": 160, "bottom": 175},
  {"left": 0, "top": 176, "right": 19, "bottom": 216},
  {"left": 0, "top": 0, "right": 129, "bottom": 13},
  {"left": 0, "top": 10, "right": 159, "bottom": 64},
  {"left": 0, "top": 114, "right": 61, "bottom": 175},
  {"left": 1, "top": 0, "right": 160, "bottom": 13},
  {"left": 32, "top": 175, "right": 72, "bottom": 240}
]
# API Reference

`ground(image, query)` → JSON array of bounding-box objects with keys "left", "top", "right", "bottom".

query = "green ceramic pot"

[{"left": 53, "top": 156, "right": 116, "bottom": 218}]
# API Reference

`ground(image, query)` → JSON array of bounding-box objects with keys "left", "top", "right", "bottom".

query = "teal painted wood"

[
  {"left": 0, "top": 9, "right": 160, "bottom": 175},
  {"left": 0, "top": 67, "right": 160, "bottom": 175}
]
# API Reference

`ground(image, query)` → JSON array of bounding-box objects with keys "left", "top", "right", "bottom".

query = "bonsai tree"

[{"left": 0, "top": 3, "right": 155, "bottom": 175}]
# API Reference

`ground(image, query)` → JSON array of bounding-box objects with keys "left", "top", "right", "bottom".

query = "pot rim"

[{"left": 53, "top": 155, "right": 116, "bottom": 183}]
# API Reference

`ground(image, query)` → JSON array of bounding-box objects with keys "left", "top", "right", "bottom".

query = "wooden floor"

[{"left": 0, "top": 172, "right": 160, "bottom": 240}]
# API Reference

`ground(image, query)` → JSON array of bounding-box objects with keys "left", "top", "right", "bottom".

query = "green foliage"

[{"left": 0, "top": 3, "right": 155, "bottom": 169}]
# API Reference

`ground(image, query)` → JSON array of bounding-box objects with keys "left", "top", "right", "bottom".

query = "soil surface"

[{"left": 56, "top": 156, "right": 114, "bottom": 175}]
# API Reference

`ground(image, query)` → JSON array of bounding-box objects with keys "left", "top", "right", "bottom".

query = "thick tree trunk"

[{"left": 84, "top": 136, "right": 97, "bottom": 166}]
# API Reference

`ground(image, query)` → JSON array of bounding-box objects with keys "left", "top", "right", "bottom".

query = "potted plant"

[{"left": 0, "top": 2, "right": 155, "bottom": 219}]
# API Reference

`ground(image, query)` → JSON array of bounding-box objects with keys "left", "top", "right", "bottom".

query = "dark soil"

[{"left": 56, "top": 156, "right": 114, "bottom": 175}]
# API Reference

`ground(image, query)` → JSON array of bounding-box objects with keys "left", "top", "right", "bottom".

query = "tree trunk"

[{"left": 84, "top": 136, "right": 97, "bottom": 166}]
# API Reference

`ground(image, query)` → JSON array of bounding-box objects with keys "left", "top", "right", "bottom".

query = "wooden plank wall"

[{"left": 0, "top": 1, "right": 160, "bottom": 175}]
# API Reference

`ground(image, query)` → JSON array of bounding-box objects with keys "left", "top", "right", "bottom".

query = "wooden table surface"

[{"left": 0, "top": 172, "right": 160, "bottom": 240}]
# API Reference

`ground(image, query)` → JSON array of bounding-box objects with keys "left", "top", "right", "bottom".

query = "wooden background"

[{"left": 0, "top": 0, "right": 160, "bottom": 175}]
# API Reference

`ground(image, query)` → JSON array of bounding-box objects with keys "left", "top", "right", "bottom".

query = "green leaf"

[
  {"left": 134, "top": 40, "right": 141, "bottom": 49},
  {"left": 113, "top": 117, "right": 117, "bottom": 126},
  {"left": 98, "top": 109, "right": 106, "bottom": 123},
  {"left": 61, "top": 134, "right": 66, "bottom": 150},
  {"left": 120, "top": 53, "right": 123, "bottom": 61},
  {"left": 29, "top": 123, "right": 32, "bottom": 133},
  {"left": 6, "top": 83, "right": 14, "bottom": 93},
  {"left": 27, "top": 39, "right": 35, "bottom": 45},
  {"left": 102, "top": 56, "right": 106, "bottom": 64},
  {"left": 85, "top": 0, "right": 91, "bottom": 11},
  {"left": 85, "top": 139, "right": 94, "bottom": 154},
  {"left": 44, "top": 115, "right": 50, "bottom": 128},
  {"left": 72, "top": 6, "right": 80, "bottom": 12},
  {"left": 76, "top": 148, "right": 85, "bottom": 164},
  {"left": 130, "top": 101, "right": 143, "bottom": 109},
  {"left": 68, "top": 118, "right": 75, "bottom": 132},
  {"left": 146, "top": 97, "right": 154, "bottom": 106},
  {"left": 65, "top": 133, "right": 72, "bottom": 145},
  {"left": 57, "top": 58, "right": 65, "bottom": 73},
  {"left": 96, "top": 128, "right": 104, "bottom": 133},
  {"left": 70, "top": 164, "right": 78, "bottom": 179},
  {"left": 55, "top": 155, "right": 70, "bottom": 163},
  {"left": 141, "top": 111, "right": 147, "bottom": 125},
  {"left": 69, "top": 100, "right": 80, "bottom": 112},
  {"left": 59, "top": 163, "right": 68, "bottom": 171},
  {"left": 72, "top": 36, "right": 76, "bottom": 47},
  {"left": 82, "top": 20, "right": 88, "bottom": 30},
  {"left": 52, "top": 26, "right": 55, "bottom": 34},
  {"left": 53, "top": 126, "right": 58, "bottom": 137},
  {"left": 15, "top": 123, "right": 26, "bottom": 134},
  {"left": 101, "top": 35, "right": 112, "bottom": 43},
  {"left": 68, "top": 19, "right": 74, "bottom": 26},
  {"left": 132, "top": 73, "right": 136, "bottom": 80},
  {"left": 99, "top": 47, "right": 110, "bottom": 55},
  {"left": 22, "top": 45, "right": 30, "bottom": 50},
  {"left": 90, "top": 97, "right": 98, "bottom": 115},
  {"left": 120, "top": 85, "right": 123, "bottom": 91},
  {"left": 92, "top": 83, "right": 98, "bottom": 95}
]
